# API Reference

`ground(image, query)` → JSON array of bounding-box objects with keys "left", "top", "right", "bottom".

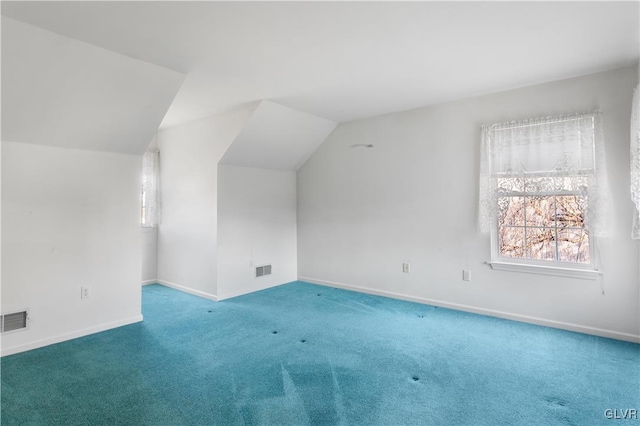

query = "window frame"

[
  {"left": 488, "top": 185, "right": 600, "bottom": 280},
  {"left": 141, "top": 151, "right": 159, "bottom": 229},
  {"left": 481, "top": 112, "right": 606, "bottom": 280},
  {"left": 141, "top": 171, "right": 152, "bottom": 228}
]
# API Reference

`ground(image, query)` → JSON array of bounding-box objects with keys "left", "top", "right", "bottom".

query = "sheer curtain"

[
  {"left": 142, "top": 150, "right": 160, "bottom": 227},
  {"left": 479, "top": 111, "right": 611, "bottom": 237},
  {"left": 632, "top": 84, "right": 640, "bottom": 239}
]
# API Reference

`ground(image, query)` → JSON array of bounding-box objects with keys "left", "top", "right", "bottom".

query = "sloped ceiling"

[
  {"left": 2, "top": 2, "right": 638, "bottom": 129},
  {"left": 1, "top": 17, "right": 185, "bottom": 155},
  {"left": 220, "top": 101, "right": 337, "bottom": 171}
]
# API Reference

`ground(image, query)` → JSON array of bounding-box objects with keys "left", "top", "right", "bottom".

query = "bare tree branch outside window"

[{"left": 497, "top": 177, "right": 590, "bottom": 264}]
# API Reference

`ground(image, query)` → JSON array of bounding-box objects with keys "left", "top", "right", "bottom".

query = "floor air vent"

[
  {"left": 256, "top": 265, "right": 272, "bottom": 278},
  {"left": 1, "top": 310, "right": 28, "bottom": 333}
]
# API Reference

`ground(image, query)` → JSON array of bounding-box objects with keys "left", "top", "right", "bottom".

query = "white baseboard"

[
  {"left": 156, "top": 279, "right": 218, "bottom": 301},
  {"left": 141, "top": 279, "right": 156, "bottom": 286},
  {"left": 298, "top": 276, "right": 640, "bottom": 344},
  {"left": 217, "top": 280, "right": 293, "bottom": 301},
  {"left": 1, "top": 314, "right": 144, "bottom": 357}
]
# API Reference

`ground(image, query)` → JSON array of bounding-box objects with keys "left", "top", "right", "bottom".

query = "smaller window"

[{"left": 141, "top": 151, "right": 159, "bottom": 228}]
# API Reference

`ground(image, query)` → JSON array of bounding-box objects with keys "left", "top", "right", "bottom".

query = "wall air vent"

[
  {"left": 255, "top": 265, "right": 272, "bottom": 278},
  {"left": 1, "top": 310, "right": 28, "bottom": 333}
]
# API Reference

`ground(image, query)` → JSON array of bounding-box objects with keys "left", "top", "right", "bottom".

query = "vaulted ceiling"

[
  {"left": 2, "top": 17, "right": 185, "bottom": 155},
  {"left": 220, "top": 100, "right": 337, "bottom": 171},
  {"left": 2, "top": 1, "right": 639, "bottom": 154}
]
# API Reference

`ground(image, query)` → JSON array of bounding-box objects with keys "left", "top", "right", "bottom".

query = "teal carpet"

[{"left": 1, "top": 282, "right": 639, "bottom": 425}]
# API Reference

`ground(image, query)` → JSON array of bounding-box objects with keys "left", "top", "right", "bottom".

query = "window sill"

[{"left": 487, "top": 261, "right": 601, "bottom": 280}]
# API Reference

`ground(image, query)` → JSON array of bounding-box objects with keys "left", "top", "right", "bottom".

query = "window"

[
  {"left": 632, "top": 83, "right": 640, "bottom": 239},
  {"left": 479, "top": 112, "right": 610, "bottom": 277},
  {"left": 496, "top": 176, "right": 591, "bottom": 266},
  {"left": 141, "top": 151, "right": 160, "bottom": 228}
]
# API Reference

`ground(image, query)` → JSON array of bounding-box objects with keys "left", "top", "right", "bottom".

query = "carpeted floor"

[{"left": 1, "top": 282, "right": 639, "bottom": 425}]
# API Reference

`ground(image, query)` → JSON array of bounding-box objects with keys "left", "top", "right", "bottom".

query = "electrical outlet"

[
  {"left": 81, "top": 287, "right": 90, "bottom": 299},
  {"left": 462, "top": 270, "right": 471, "bottom": 281},
  {"left": 402, "top": 262, "right": 410, "bottom": 273}
]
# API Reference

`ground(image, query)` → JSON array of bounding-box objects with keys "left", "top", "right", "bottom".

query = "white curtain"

[
  {"left": 479, "top": 111, "right": 611, "bottom": 237},
  {"left": 142, "top": 150, "right": 160, "bottom": 227},
  {"left": 632, "top": 84, "right": 640, "bottom": 239}
]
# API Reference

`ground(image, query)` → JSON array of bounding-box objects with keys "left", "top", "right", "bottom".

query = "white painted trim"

[
  {"left": 217, "top": 280, "right": 292, "bottom": 301},
  {"left": 487, "top": 261, "right": 601, "bottom": 280},
  {"left": 0, "top": 314, "right": 144, "bottom": 357},
  {"left": 141, "top": 279, "right": 157, "bottom": 286},
  {"left": 156, "top": 280, "right": 218, "bottom": 301},
  {"left": 298, "top": 276, "right": 640, "bottom": 344}
]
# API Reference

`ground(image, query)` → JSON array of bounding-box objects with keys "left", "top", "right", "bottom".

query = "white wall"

[
  {"left": 217, "top": 165, "right": 297, "bottom": 300},
  {"left": 156, "top": 106, "right": 255, "bottom": 299},
  {"left": 1, "top": 141, "right": 142, "bottom": 355},
  {"left": 298, "top": 65, "right": 640, "bottom": 342}
]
